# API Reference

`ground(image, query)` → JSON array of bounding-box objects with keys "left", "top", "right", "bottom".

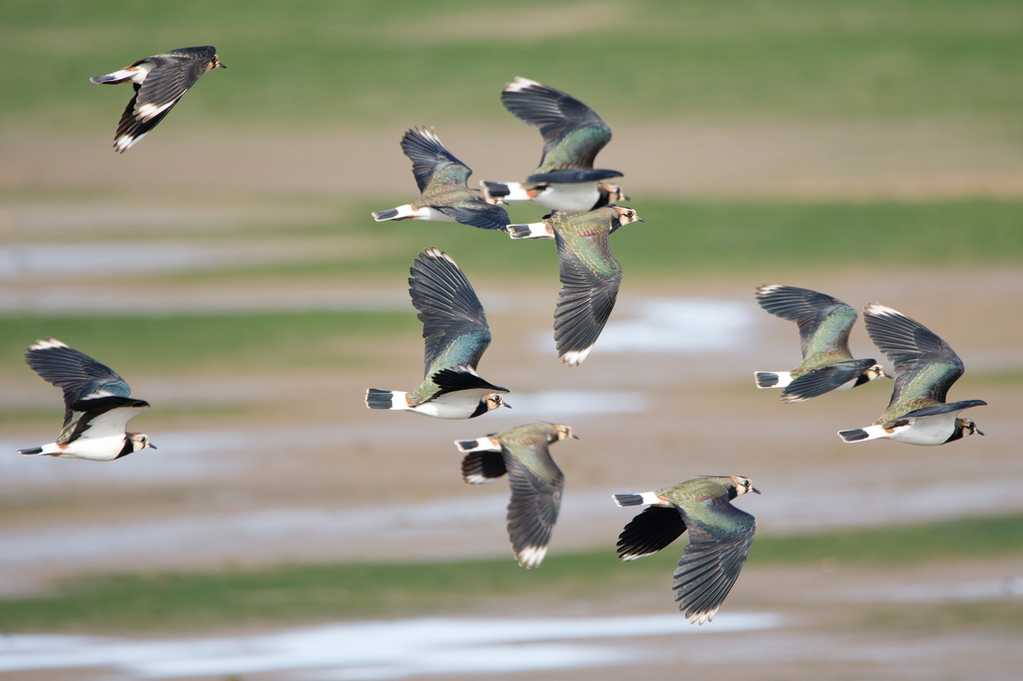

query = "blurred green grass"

[
  {"left": 2, "top": 198, "right": 1018, "bottom": 378},
  {"left": 1, "top": 513, "right": 1019, "bottom": 633},
  {"left": 2, "top": 0, "right": 1021, "bottom": 131},
  {"left": 129, "top": 197, "right": 1023, "bottom": 283},
  {"left": 0, "top": 311, "right": 415, "bottom": 376}
]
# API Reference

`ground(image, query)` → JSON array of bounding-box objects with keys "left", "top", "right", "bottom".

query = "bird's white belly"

[
  {"left": 533, "top": 184, "right": 599, "bottom": 211},
  {"left": 412, "top": 207, "right": 456, "bottom": 222},
  {"left": 889, "top": 412, "right": 958, "bottom": 445},
  {"left": 59, "top": 434, "right": 127, "bottom": 461},
  {"left": 413, "top": 390, "right": 491, "bottom": 419}
]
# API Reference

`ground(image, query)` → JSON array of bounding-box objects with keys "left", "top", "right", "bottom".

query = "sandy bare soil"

[
  {"left": 0, "top": 125, "right": 1021, "bottom": 680},
  {"left": 3, "top": 119, "right": 1023, "bottom": 202}
]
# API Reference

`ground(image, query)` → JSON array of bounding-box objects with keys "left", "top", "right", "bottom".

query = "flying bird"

[
  {"left": 366, "top": 248, "right": 510, "bottom": 418},
  {"left": 838, "top": 303, "right": 986, "bottom": 445},
  {"left": 481, "top": 77, "right": 627, "bottom": 212},
  {"left": 613, "top": 475, "right": 760, "bottom": 625},
  {"left": 91, "top": 45, "right": 225, "bottom": 153},
  {"left": 507, "top": 205, "right": 643, "bottom": 366},
  {"left": 372, "top": 127, "right": 510, "bottom": 231},
  {"left": 455, "top": 422, "right": 577, "bottom": 568},
  {"left": 754, "top": 285, "right": 888, "bottom": 402},
  {"left": 17, "top": 338, "right": 155, "bottom": 461}
]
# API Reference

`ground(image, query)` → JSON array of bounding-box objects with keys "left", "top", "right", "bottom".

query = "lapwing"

[
  {"left": 17, "top": 338, "right": 155, "bottom": 461},
  {"left": 754, "top": 285, "right": 888, "bottom": 402},
  {"left": 455, "top": 422, "right": 577, "bottom": 568},
  {"left": 838, "top": 303, "right": 986, "bottom": 445},
  {"left": 507, "top": 205, "right": 643, "bottom": 366},
  {"left": 372, "top": 127, "right": 510, "bottom": 231},
  {"left": 481, "top": 77, "right": 627, "bottom": 212},
  {"left": 365, "top": 248, "right": 511, "bottom": 419},
  {"left": 91, "top": 46, "right": 225, "bottom": 153},
  {"left": 613, "top": 475, "right": 760, "bottom": 624}
]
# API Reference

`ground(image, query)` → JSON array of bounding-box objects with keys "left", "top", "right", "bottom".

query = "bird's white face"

[
  {"left": 730, "top": 476, "right": 761, "bottom": 496},
  {"left": 553, "top": 424, "right": 578, "bottom": 441},
  {"left": 612, "top": 205, "right": 643, "bottom": 224},
  {"left": 603, "top": 184, "right": 629, "bottom": 203},
  {"left": 483, "top": 394, "right": 510, "bottom": 412},
  {"left": 866, "top": 364, "right": 889, "bottom": 380},
  {"left": 958, "top": 418, "right": 983, "bottom": 437},
  {"left": 130, "top": 433, "right": 156, "bottom": 451}
]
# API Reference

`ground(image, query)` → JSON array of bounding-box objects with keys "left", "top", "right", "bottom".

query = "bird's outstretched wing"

[
  {"left": 25, "top": 338, "right": 132, "bottom": 408},
  {"left": 409, "top": 249, "right": 491, "bottom": 373},
  {"left": 756, "top": 285, "right": 857, "bottom": 359},
  {"left": 400, "top": 127, "right": 473, "bottom": 192},
  {"left": 553, "top": 229, "right": 621, "bottom": 366},
  {"left": 673, "top": 495, "right": 756, "bottom": 624},
  {"left": 503, "top": 439, "right": 564, "bottom": 568},
  {"left": 864, "top": 303, "right": 964, "bottom": 408},
  {"left": 501, "top": 77, "right": 613, "bottom": 173}
]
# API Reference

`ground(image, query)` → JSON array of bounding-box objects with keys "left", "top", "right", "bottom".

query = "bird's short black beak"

[
  {"left": 148, "top": 443, "right": 158, "bottom": 450},
  {"left": 752, "top": 487, "right": 761, "bottom": 494},
  {"left": 502, "top": 401, "right": 512, "bottom": 409},
  {"left": 976, "top": 427, "right": 985, "bottom": 436}
]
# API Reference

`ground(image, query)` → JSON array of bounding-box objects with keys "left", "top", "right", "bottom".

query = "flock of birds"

[{"left": 14, "top": 46, "right": 988, "bottom": 626}]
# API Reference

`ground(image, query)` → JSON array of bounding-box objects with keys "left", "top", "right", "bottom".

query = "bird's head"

[
  {"left": 484, "top": 394, "right": 511, "bottom": 412},
  {"left": 956, "top": 417, "right": 983, "bottom": 439},
  {"left": 602, "top": 184, "right": 629, "bottom": 204},
  {"left": 129, "top": 433, "right": 156, "bottom": 451},
  {"left": 612, "top": 205, "right": 643, "bottom": 225},
  {"left": 866, "top": 364, "right": 890, "bottom": 380},
  {"left": 551, "top": 424, "right": 578, "bottom": 442},
  {"left": 729, "top": 475, "right": 760, "bottom": 497},
  {"left": 210, "top": 54, "right": 227, "bottom": 70}
]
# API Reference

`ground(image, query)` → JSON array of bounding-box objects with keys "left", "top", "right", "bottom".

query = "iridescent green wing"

[
  {"left": 864, "top": 304, "right": 963, "bottom": 419},
  {"left": 501, "top": 78, "right": 612, "bottom": 173}
]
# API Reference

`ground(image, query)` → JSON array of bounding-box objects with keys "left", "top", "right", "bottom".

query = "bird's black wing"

[
  {"left": 113, "top": 47, "right": 215, "bottom": 149},
  {"left": 59, "top": 397, "right": 150, "bottom": 443},
  {"left": 901, "top": 399, "right": 988, "bottom": 419},
  {"left": 553, "top": 231, "right": 621, "bottom": 365},
  {"left": 755, "top": 285, "right": 856, "bottom": 358},
  {"left": 525, "top": 168, "right": 623, "bottom": 185},
  {"left": 781, "top": 359, "right": 879, "bottom": 403},
  {"left": 864, "top": 304, "right": 964, "bottom": 406},
  {"left": 616, "top": 506, "right": 687, "bottom": 561},
  {"left": 501, "top": 77, "right": 612, "bottom": 172},
  {"left": 503, "top": 441, "right": 564, "bottom": 568},
  {"left": 400, "top": 127, "right": 473, "bottom": 192},
  {"left": 25, "top": 338, "right": 132, "bottom": 408},
  {"left": 409, "top": 248, "right": 491, "bottom": 372},
  {"left": 673, "top": 496, "right": 757, "bottom": 624},
  {"left": 434, "top": 201, "right": 510, "bottom": 231}
]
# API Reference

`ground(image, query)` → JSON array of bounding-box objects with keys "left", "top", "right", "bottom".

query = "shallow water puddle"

[
  {"left": 534, "top": 298, "right": 756, "bottom": 356},
  {"left": 0, "top": 613, "right": 782, "bottom": 679}
]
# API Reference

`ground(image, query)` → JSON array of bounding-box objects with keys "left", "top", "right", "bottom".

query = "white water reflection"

[
  {"left": 534, "top": 298, "right": 755, "bottom": 356},
  {"left": 0, "top": 613, "right": 782, "bottom": 679}
]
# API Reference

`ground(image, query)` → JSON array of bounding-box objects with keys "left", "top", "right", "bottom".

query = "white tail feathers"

[
  {"left": 837, "top": 425, "right": 888, "bottom": 443},
  {"left": 485, "top": 182, "right": 532, "bottom": 202},
  {"left": 365, "top": 389, "right": 409, "bottom": 411},
  {"left": 754, "top": 371, "right": 793, "bottom": 389},
  {"left": 454, "top": 437, "right": 500, "bottom": 453},
  {"left": 507, "top": 222, "right": 554, "bottom": 240}
]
